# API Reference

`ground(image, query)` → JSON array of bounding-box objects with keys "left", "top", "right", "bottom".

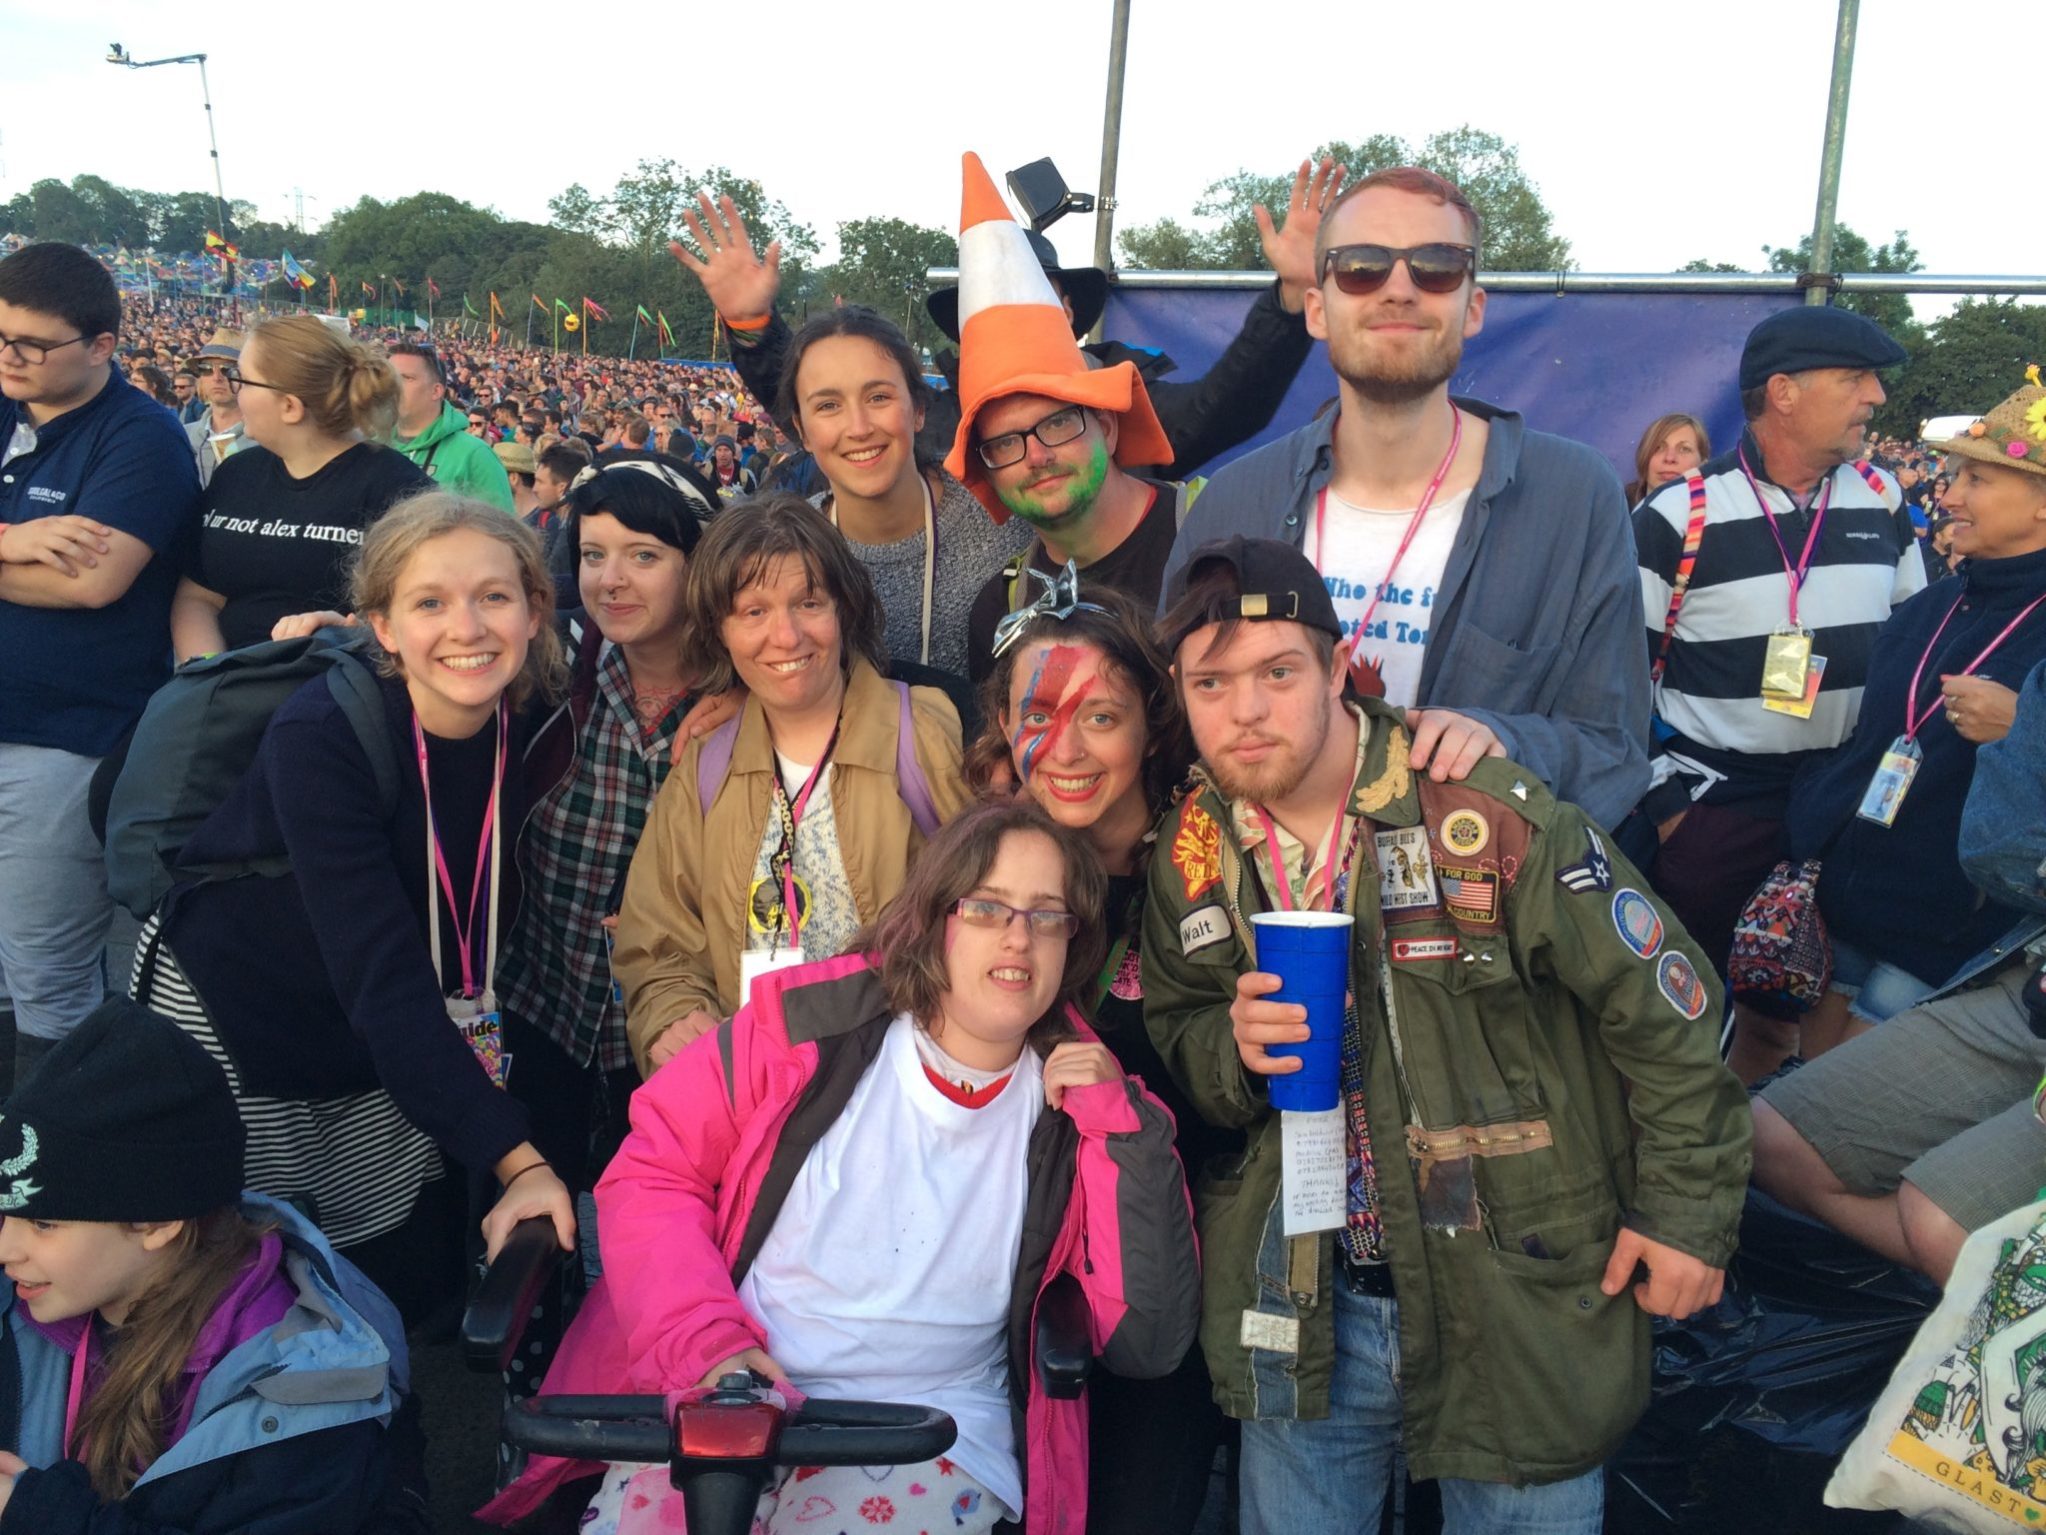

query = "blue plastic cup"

[{"left": 1249, "top": 911, "right": 1354, "bottom": 1113}]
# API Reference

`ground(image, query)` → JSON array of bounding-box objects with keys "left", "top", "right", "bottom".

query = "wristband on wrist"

[
  {"left": 721, "top": 311, "right": 772, "bottom": 335},
  {"left": 501, "top": 1159, "right": 552, "bottom": 1191}
]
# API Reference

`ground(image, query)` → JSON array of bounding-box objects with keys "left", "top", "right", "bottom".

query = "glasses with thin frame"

[
  {"left": 976, "top": 405, "right": 1089, "bottom": 470},
  {"left": 223, "top": 370, "right": 292, "bottom": 398},
  {"left": 953, "top": 897, "right": 1079, "bottom": 941},
  {"left": 1320, "top": 243, "right": 1477, "bottom": 296}
]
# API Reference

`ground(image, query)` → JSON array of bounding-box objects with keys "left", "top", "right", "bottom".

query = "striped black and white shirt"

[{"left": 1635, "top": 430, "right": 1922, "bottom": 806}]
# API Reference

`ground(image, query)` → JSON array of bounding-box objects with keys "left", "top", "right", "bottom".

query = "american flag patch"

[{"left": 1439, "top": 866, "right": 1497, "bottom": 920}]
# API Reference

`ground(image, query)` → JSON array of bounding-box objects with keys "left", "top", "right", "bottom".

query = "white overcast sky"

[{"left": 0, "top": 0, "right": 2030, "bottom": 290}]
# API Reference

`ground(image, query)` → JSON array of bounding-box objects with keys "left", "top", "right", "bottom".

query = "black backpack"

[{"left": 100, "top": 630, "right": 400, "bottom": 919}]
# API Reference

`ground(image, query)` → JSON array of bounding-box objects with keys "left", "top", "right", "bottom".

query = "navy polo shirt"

[{"left": 0, "top": 371, "right": 200, "bottom": 756}]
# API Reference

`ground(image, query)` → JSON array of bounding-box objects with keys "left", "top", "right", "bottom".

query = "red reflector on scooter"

[{"left": 675, "top": 1400, "right": 783, "bottom": 1460}]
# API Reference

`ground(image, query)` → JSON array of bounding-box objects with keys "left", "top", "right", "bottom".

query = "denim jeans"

[
  {"left": 1240, "top": 1281, "right": 1604, "bottom": 1535},
  {"left": 0, "top": 743, "right": 113, "bottom": 1040}
]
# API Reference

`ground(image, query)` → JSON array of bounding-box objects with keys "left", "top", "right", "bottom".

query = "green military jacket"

[{"left": 1141, "top": 701, "right": 1751, "bottom": 1486}]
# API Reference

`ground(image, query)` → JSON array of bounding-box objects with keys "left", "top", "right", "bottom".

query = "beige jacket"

[{"left": 614, "top": 659, "right": 972, "bottom": 1072}]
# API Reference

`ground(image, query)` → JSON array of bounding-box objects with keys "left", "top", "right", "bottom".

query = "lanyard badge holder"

[
  {"left": 1743, "top": 452, "right": 1831, "bottom": 716},
  {"left": 739, "top": 738, "right": 835, "bottom": 1005},
  {"left": 1859, "top": 587, "right": 2046, "bottom": 828},
  {"left": 418, "top": 705, "right": 511, "bottom": 1089}
]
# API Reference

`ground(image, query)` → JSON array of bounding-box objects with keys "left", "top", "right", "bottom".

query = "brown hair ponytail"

[{"left": 72, "top": 1208, "right": 273, "bottom": 1498}]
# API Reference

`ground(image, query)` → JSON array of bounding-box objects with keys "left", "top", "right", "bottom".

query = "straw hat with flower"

[{"left": 1932, "top": 365, "right": 2046, "bottom": 478}]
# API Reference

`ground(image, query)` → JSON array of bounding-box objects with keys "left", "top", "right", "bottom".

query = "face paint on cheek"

[
  {"left": 1015, "top": 646, "right": 1084, "bottom": 781},
  {"left": 1002, "top": 439, "right": 1111, "bottom": 527}
]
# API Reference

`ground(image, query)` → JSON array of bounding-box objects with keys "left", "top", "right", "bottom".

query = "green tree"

[
  {"left": 819, "top": 216, "right": 957, "bottom": 349},
  {"left": 1113, "top": 125, "right": 1569, "bottom": 274},
  {"left": 1115, "top": 216, "right": 1213, "bottom": 270},
  {"left": 25, "top": 180, "right": 94, "bottom": 244},
  {"left": 1874, "top": 298, "right": 2046, "bottom": 440},
  {"left": 547, "top": 183, "right": 605, "bottom": 238},
  {"left": 1764, "top": 226, "right": 1923, "bottom": 341}
]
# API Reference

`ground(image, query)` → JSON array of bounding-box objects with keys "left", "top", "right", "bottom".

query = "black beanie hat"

[{"left": 0, "top": 997, "right": 245, "bottom": 1222}]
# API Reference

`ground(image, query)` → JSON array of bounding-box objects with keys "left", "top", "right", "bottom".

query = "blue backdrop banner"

[{"left": 1101, "top": 285, "right": 1803, "bottom": 484}]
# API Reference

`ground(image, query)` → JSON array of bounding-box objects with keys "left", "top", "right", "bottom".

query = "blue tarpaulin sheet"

[{"left": 1101, "top": 286, "right": 1804, "bottom": 482}]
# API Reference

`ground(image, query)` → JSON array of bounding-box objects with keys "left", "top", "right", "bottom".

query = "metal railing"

[{"left": 925, "top": 267, "right": 2046, "bottom": 298}]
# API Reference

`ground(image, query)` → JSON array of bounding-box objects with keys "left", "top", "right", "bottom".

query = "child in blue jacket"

[{"left": 0, "top": 997, "right": 407, "bottom": 1534}]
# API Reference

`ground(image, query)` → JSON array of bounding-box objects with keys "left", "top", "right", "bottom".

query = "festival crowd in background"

[{"left": 0, "top": 147, "right": 2042, "bottom": 1535}]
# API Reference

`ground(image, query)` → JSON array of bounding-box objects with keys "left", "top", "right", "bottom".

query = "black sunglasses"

[{"left": 1321, "top": 242, "right": 1477, "bottom": 296}]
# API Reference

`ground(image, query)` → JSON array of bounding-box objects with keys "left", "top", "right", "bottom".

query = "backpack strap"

[
  {"left": 1652, "top": 474, "right": 1709, "bottom": 685},
  {"left": 324, "top": 651, "right": 403, "bottom": 818},
  {"left": 695, "top": 714, "right": 742, "bottom": 811},
  {"left": 892, "top": 682, "right": 940, "bottom": 838},
  {"left": 1852, "top": 458, "right": 1891, "bottom": 499}
]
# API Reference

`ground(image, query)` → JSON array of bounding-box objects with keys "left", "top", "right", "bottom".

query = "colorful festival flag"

[
  {"left": 427, "top": 276, "right": 443, "bottom": 300},
  {"left": 532, "top": 293, "right": 549, "bottom": 314},
  {"left": 204, "top": 230, "right": 241, "bottom": 261},
  {"left": 656, "top": 310, "right": 675, "bottom": 346},
  {"left": 583, "top": 297, "right": 610, "bottom": 322},
  {"left": 360, "top": 280, "right": 375, "bottom": 297},
  {"left": 635, "top": 304, "right": 655, "bottom": 324},
  {"left": 463, "top": 295, "right": 479, "bottom": 317},
  {"left": 488, "top": 292, "right": 505, "bottom": 320}
]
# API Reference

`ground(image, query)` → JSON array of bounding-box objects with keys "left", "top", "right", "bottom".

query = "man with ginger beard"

[{"left": 1163, "top": 168, "right": 1650, "bottom": 841}]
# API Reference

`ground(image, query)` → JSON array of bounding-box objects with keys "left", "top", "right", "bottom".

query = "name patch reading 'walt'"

[{"left": 1179, "top": 905, "right": 1231, "bottom": 956}]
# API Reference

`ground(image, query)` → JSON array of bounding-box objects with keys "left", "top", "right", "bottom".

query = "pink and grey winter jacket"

[{"left": 479, "top": 952, "right": 1200, "bottom": 1534}]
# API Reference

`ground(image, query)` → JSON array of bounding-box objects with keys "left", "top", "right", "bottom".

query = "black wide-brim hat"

[{"left": 926, "top": 227, "right": 1109, "bottom": 343}]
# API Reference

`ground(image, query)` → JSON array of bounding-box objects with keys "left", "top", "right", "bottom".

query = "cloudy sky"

[{"left": 0, "top": 0, "right": 2028, "bottom": 292}]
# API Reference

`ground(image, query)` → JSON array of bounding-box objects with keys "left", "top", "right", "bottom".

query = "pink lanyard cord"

[
  {"left": 1738, "top": 448, "right": 1832, "bottom": 629},
  {"left": 1314, "top": 406, "right": 1464, "bottom": 640},
  {"left": 1258, "top": 805, "right": 1354, "bottom": 914},
  {"left": 1904, "top": 589, "right": 2046, "bottom": 742},
  {"left": 413, "top": 702, "right": 507, "bottom": 999}
]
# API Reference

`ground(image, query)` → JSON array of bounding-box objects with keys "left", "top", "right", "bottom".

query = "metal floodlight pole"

[
  {"left": 1090, "top": 0, "right": 1133, "bottom": 341},
  {"left": 1806, "top": 0, "right": 1861, "bottom": 305},
  {"left": 107, "top": 44, "right": 234, "bottom": 311}
]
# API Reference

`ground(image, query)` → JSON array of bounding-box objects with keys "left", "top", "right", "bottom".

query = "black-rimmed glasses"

[
  {"left": 224, "top": 371, "right": 292, "bottom": 398},
  {"left": 976, "top": 405, "right": 1089, "bottom": 470},
  {"left": 0, "top": 332, "right": 91, "bottom": 366}
]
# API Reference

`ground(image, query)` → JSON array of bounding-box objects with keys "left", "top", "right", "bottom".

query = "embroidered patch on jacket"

[
  {"left": 1611, "top": 888, "right": 1665, "bottom": 959},
  {"left": 1179, "top": 905, "right": 1230, "bottom": 958},
  {"left": 1440, "top": 808, "right": 1490, "bottom": 857},
  {"left": 1375, "top": 826, "right": 1439, "bottom": 911},
  {"left": 1172, "top": 804, "right": 1223, "bottom": 901},
  {"left": 1657, "top": 951, "right": 1708, "bottom": 1019},
  {"left": 1239, "top": 1309, "right": 1300, "bottom": 1355},
  {"left": 0, "top": 1116, "right": 42, "bottom": 1212},
  {"left": 1390, "top": 936, "right": 1458, "bottom": 963},
  {"left": 1555, "top": 828, "right": 1614, "bottom": 895},
  {"left": 1438, "top": 863, "right": 1499, "bottom": 923}
]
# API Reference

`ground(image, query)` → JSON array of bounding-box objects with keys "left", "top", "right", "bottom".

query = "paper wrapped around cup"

[{"left": 1251, "top": 911, "right": 1354, "bottom": 1235}]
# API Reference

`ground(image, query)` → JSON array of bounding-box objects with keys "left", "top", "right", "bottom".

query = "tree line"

[{"left": 5, "top": 132, "right": 2033, "bottom": 435}]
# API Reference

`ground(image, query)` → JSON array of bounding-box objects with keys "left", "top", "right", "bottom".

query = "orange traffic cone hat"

[{"left": 944, "top": 151, "right": 1172, "bottom": 520}]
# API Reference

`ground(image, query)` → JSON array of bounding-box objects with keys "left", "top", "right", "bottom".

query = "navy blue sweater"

[
  {"left": 1789, "top": 543, "right": 2046, "bottom": 984},
  {"left": 164, "top": 671, "right": 531, "bottom": 1172}
]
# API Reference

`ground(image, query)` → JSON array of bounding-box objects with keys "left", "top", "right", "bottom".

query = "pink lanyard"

[
  {"left": 1738, "top": 448, "right": 1832, "bottom": 629},
  {"left": 1258, "top": 806, "right": 1353, "bottom": 914},
  {"left": 412, "top": 702, "right": 507, "bottom": 999},
  {"left": 63, "top": 1323, "right": 91, "bottom": 1450},
  {"left": 1903, "top": 589, "right": 2046, "bottom": 742},
  {"left": 1313, "top": 406, "right": 1463, "bottom": 639}
]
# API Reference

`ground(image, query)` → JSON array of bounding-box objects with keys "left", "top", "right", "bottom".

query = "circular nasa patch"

[
  {"left": 1657, "top": 951, "right": 1708, "bottom": 1020},
  {"left": 1441, "top": 808, "right": 1490, "bottom": 857}
]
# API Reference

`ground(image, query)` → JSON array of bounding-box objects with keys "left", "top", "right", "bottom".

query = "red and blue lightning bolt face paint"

[{"left": 1005, "top": 640, "right": 1153, "bottom": 835}]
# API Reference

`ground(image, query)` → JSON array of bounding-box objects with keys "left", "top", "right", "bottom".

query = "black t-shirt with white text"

[{"left": 191, "top": 443, "right": 433, "bottom": 648}]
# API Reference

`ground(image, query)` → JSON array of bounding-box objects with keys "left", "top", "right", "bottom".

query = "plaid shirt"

[{"left": 500, "top": 643, "right": 687, "bottom": 1071}]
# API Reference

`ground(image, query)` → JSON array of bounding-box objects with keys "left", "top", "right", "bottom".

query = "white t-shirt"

[
  {"left": 738, "top": 1015, "right": 1043, "bottom": 1518},
  {"left": 1307, "top": 487, "right": 1471, "bottom": 709}
]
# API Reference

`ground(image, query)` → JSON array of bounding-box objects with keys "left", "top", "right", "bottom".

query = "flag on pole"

[
  {"left": 328, "top": 272, "right": 338, "bottom": 304},
  {"left": 391, "top": 278, "right": 407, "bottom": 297},
  {"left": 554, "top": 298, "right": 572, "bottom": 314},
  {"left": 427, "top": 276, "right": 442, "bottom": 300},
  {"left": 281, "top": 250, "right": 316, "bottom": 290},
  {"left": 532, "top": 293, "right": 549, "bottom": 314},
  {"left": 583, "top": 297, "right": 610, "bottom": 322},
  {"left": 635, "top": 304, "right": 655, "bottom": 325},
  {"left": 360, "top": 280, "right": 375, "bottom": 297},
  {"left": 463, "top": 295, "right": 479, "bottom": 317},
  {"left": 204, "top": 230, "right": 241, "bottom": 261},
  {"left": 489, "top": 293, "right": 505, "bottom": 320},
  {"left": 656, "top": 310, "right": 675, "bottom": 347}
]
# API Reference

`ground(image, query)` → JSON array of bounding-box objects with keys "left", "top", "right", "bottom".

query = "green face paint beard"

[{"left": 999, "top": 438, "right": 1111, "bottom": 532}]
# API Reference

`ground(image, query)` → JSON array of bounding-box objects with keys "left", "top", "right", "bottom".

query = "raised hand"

[
  {"left": 671, "top": 193, "right": 781, "bottom": 326},
  {"left": 1256, "top": 157, "right": 1348, "bottom": 313}
]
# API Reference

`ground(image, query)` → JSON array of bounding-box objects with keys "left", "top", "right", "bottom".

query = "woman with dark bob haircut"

[
  {"left": 612, "top": 494, "right": 974, "bottom": 1074},
  {"left": 965, "top": 578, "right": 1232, "bottom": 1535},
  {"left": 483, "top": 798, "right": 1200, "bottom": 1535}
]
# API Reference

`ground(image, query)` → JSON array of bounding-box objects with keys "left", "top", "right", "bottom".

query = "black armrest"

[
  {"left": 462, "top": 1217, "right": 563, "bottom": 1373},
  {"left": 1033, "top": 1272, "right": 1093, "bottom": 1401}
]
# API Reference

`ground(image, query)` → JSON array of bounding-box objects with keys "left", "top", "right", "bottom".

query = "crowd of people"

[{"left": 0, "top": 147, "right": 2039, "bottom": 1535}]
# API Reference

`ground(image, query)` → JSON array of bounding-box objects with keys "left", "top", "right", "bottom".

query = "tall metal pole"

[
  {"left": 1089, "top": 0, "right": 1133, "bottom": 341},
  {"left": 1805, "top": 0, "right": 1860, "bottom": 306}
]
